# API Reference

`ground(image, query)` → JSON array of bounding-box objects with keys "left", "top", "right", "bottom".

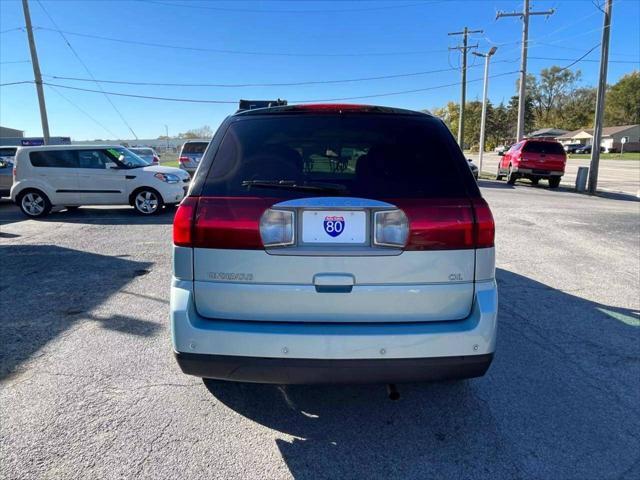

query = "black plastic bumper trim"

[{"left": 175, "top": 352, "right": 493, "bottom": 384}]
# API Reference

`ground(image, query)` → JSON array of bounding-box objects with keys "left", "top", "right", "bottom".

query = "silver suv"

[{"left": 171, "top": 104, "right": 497, "bottom": 384}]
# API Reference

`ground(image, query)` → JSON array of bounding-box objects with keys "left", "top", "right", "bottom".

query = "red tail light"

[
  {"left": 153, "top": 156, "right": 160, "bottom": 164},
  {"left": 472, "top": 198, "right": 495, "bottom": 248},
  {"left": 395, "top": 199, "right": 475, "bottom": 250},
  {"left": 173, "top": 197, "right": 199, "bottom": 247},
  {"left": 178, "top": 197, "right": 278, "bottom": 249},
  {"left": 174, "top": 196, "right": 494, "bottom": 250},
  {"left": 178, "top": 156, "right": 190, "bottom": 164}
]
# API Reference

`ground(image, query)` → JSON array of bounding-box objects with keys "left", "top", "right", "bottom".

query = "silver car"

[
  {"left": 128, "top": 147, "right": 159, "bottom": 165},
  {"left": 0, "top": 147, "right": 17, "bottom": 197},
  {"left": 171, "top": 104, "right": 497, "bottom": 384},
  {"left": 178, "top": 140, "right": 208, "bottom": 175}
]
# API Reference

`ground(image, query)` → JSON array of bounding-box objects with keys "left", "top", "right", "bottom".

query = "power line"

[
  {"left": 34, "top": 26, "right": 451, "bottom": 57},
  {"left": 557, "top": 44, "right": 601, "bottom": 72},
  {"left": 0, "top": 60, "right": 31, "bottom": 64},
  {"left": 529, "top": 55, "right": 637, "bottom": 64},
  {"left": 41, "top": 71, "right": 520, "bottom": 104},
  {"left": 0, "top": 80, "right": 33, "bottom": 86},
  {"left": 137, "top": 0, "right": 442, "bottom": 14},
  {"left": 35, "top": 0, "right": 139, "bottom": 139},
  {"left": 46, "top": 84, "right": 120, "bottom": 138},
  {"left": 43, "top": 62, "right": 520, "bottom": 88},
  {"left": 0, "top": 27, "right": 25, "bottom": 34}
]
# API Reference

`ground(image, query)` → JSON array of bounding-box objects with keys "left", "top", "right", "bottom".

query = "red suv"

[{"left": 496, "top": 139, "right": 567, "bottom": 188}]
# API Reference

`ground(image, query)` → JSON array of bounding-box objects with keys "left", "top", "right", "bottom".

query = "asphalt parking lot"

[
  {"left": 1, "top": 182, "right": 639, "bottom": 480},
  {"left": 468, "top": 152, "right": 640, "bottom": 197}
]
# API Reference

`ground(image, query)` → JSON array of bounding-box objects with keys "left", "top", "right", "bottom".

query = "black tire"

[
  {"left": 506, "top": 164, "right": 517, "bottom": 185},
  {"left": 548, "top": 177, "right": 561, "bottom": 189},
  {"left": 18, "top": 189, "right": 52, "bottom": 218},
  {"left": 530, "top": 178, "right": 539, "bottom": 186},
  {"left": 496, "top": 165, "right": 504, "bottom": 180},
  {"left": 131, "top": 188, "right": 164, "bottom": 215}
]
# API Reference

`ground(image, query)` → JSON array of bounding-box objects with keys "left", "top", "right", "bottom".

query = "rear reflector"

[{"left": 178, "top": 156, "right": 190, "bottom": 164}]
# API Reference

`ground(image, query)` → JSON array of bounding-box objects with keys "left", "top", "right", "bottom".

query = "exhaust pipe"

[{"left": 387, "top": 384, "right": 400, "bottom": 401}]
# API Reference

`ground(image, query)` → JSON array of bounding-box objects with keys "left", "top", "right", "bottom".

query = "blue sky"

[{"left": 1, "top": 0, "right": 639, "bottom": 140}]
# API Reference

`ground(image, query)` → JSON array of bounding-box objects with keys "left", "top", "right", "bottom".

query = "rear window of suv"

[
  {"left": 523, "top": 141, "right": 566, "bottom": 155},
  {"left": 182, "top": 142, "right": 208, "bottom": 154},
  {"left": 201, "top": 115, "right": 476, "bottom": 199}
]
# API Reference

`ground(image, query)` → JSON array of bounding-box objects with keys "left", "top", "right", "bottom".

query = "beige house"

[{"left": 557, "top": 124, "right": 640, "bottom": 152}]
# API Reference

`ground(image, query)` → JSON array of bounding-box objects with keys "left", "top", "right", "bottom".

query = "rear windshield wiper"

[{"left": 241, "top": 180, "right": 347, "bottom": 193}]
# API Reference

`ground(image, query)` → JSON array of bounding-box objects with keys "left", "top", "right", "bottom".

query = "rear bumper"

[
  {"left": 170, "top": 278, "right": 498, "bottom": 383},
  {"left": 512, "top": 167, "right": 564, "bottom": 176},
  {"left": 175, "top": 351, "right": 493, "bottom": 384}
]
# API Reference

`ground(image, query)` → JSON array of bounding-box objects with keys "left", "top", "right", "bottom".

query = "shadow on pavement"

[
  {"left": 203, "top": 269, "right": 640, "bottom": 480},
  {"left": 0, "top": 203, "right": 175, "bottom": 227},
  {"left": 0, "top": 245, "right": 156, "bottom": 380}
]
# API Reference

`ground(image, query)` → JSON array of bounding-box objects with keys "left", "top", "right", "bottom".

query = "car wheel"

[
  {"left": 133, "top": 188, "right": 163, "bottom": 215},
  {"left": 548, "top": 177, "right": 561, "bottom": 189},
  {"left": 531, "top": 178, "right": 539, "bottom": 185},
  {"left": 506, "top": 164, "right": 517, "bottom": 185},
  {"left": 18, "top": 189, "right": 52, "bottom": 218}
]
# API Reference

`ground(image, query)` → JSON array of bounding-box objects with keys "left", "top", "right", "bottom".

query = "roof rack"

[{"left": 237, "top": 99, "right": 288, "bottom": 112}]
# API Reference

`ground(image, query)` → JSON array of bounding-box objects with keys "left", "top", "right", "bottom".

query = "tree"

[
  {"left": 562, "top": 87, "right": 597, "bottom": 130},
  {"left": 605, "top": 71, "right": 640, "bottom": 125},
  {"left": 178, "top": 125, "right": 213, "bottom": 139},
  {"left": 506, "top": 95, "right": 534, "bottom": 138},
  {"left": 527, "top": 67, "right": 582, "bottom": 127}
]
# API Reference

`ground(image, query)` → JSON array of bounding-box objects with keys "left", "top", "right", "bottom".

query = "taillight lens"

[
  {"left": 193, "top": 197, "right": 276, "bottom": 249},
  {"left": 173, "top": 197, "right": 198, "bottom": 247},
  {"left": 260, "top": 209, "right": 295, "bottom": 247},
  {"left": 178, "top": 156, "right": 189, "bottom": 164},
  {"left": 153, "top": 156, "right": 160, "bottom": 164},
  {"left": 374, "top": 209, "right": 408, "bottom": 247},
  {"left": 395, "top": 199, "right": 475, "bottom": 251},
  {"left": 472, "top": 198, "right": 495, "bottom": 248}
]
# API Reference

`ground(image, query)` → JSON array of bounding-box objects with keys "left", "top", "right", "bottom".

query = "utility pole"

[
  {"left": 164, "top": 124, "right": 169, "bottom": 151},
  {"left": 588, "top": 0, "right": 613, "bottom": 195},
  {"left": 448, "top": 27, "right": 482, "bottom": 148},
  {"left": 22, "top": 0, "right": 50, "bottom": 144},
  {"left": 497, "top": 0, "right": 554, "bottom": 141},
  {"left": 473, "top": 46, "right": 498, "bottom": 175}
]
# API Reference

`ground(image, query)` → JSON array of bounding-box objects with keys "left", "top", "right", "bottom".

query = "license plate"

[{"left": 302, "top": 210, "right": 367, "bottom": 244}]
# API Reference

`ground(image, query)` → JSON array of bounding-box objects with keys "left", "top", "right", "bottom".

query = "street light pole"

[
  {"left": 473, "top": 46, "right": 498, "bottom": 175},
  {"left": 588, "top": 0, "right": 613, "bottom": 195}
]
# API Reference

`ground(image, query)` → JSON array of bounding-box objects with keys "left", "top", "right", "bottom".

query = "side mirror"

[
  {"left": 498, "top": 151, "right": 504, "bottom": 156},
  {"left": 467, "top": 158, "right": 473, "bottom": 163}
]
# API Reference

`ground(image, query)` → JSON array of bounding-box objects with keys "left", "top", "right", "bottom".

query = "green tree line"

[{"left": 431, "top": 68, "right": 639, "bottom": 150}]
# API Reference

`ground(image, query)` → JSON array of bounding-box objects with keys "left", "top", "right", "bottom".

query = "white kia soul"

[
  {"left": 11, "top": 145, "right": 191, "bottom": 217},
  {"left": 171, "top": 104, "right": 497, "bottom": 384}
]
